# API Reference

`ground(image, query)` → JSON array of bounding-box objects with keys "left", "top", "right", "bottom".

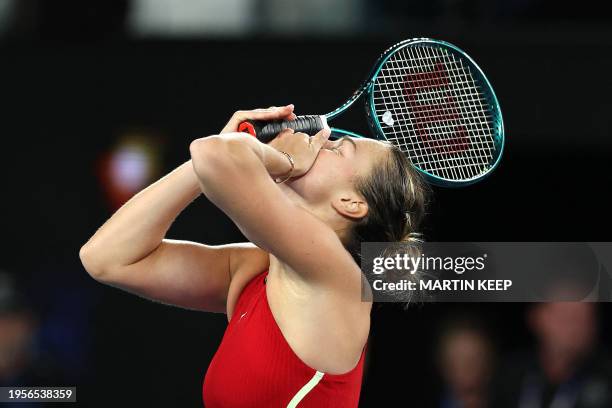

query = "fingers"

[
  {"left": 277, "top": 128, "right": 295, "bottom": 137},
  {"left": 235, "top": 104, "right": 295, "bottom": 122},
  {"left": 309, "top": 126, "right": 332, "bottom": 151}
]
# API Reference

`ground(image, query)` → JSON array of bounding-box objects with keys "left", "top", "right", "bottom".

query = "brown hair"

[
  {"left": 345, "top": 143, "right": 429, "bottom": 305},
  {"left": 345, "top": 143, "right": 428, "bottom": 260}
]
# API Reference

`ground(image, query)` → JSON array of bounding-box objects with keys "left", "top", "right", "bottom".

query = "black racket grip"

[{"left": 238, "top": 115, "right": 326, "bottom": 144}]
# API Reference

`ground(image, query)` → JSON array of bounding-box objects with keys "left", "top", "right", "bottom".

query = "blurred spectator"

[
  {"left": 0, "top": 272, "right": 63, "bottom": 388},
  {"left": 491, "top": 303, "right": 612, "bottom": 408},
  {"left": 436, "top": 317, "right": 495, "bottom": 408}
]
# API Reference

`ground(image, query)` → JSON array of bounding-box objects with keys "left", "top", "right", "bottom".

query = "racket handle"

[{"left": 238, "top": 115, "right": 326, "bottom": 144}]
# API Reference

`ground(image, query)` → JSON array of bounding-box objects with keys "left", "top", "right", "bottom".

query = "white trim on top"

[{"left": 286, "top": 371, "right": 325, "bottom": 408}]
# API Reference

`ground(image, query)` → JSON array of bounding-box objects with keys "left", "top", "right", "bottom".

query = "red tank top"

[{"left": 203, "top": 271, "right": 367, "bottom": 407}]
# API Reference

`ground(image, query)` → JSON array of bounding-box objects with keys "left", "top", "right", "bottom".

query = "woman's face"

[{"left": 286, "top": 136, "right": 389, "bottom": 207}]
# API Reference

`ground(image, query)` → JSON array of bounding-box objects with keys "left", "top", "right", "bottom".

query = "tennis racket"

[{"left": 238, "top": 38, "right": 504, "bottom": 187}]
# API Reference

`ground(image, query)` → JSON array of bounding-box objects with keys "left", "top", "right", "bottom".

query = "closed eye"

[
  {"left": 331, "top": 144, "right": 344, "bottom": 156},
  {"left": 323, "top": 141, "right": 343, "bottom": 155},
  {"left": 328, "top": 137, "right": 354, "bottom": 155}
]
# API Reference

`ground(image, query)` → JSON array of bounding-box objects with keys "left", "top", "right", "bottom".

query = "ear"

[{"left": 331, "top": 192, "right": 368, "bottom": 220}]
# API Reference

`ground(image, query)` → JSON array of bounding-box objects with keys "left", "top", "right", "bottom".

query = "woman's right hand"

[
  {"left": 267, "top": 126, "right": 331, "bottom": 178},
  {"left": 221, "top": 105, "right": 297, "bottom": 134}
]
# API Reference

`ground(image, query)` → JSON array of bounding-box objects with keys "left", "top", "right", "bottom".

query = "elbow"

[
  {"left": 79, "top": 242, "right": 109, "bottom": 282},
  {"left": 190, "top": 136, "right": 223, "bottom": 179},
  {"left": 189, "top": 135, "right": 217, "bottom": 158},
  {"left": 190, "top": 135, "right": 249, "bottom": 180}
]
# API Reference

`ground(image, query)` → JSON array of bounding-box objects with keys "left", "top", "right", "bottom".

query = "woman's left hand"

[
  {"left": 221, "top": 105, "right": 297, "bottom": 134},
  {"left": 267, "top": 127, "right": 331, "bottom": 178}
]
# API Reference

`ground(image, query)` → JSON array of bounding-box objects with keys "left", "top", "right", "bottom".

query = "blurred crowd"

[
  {"left": 436, "top": 303, "right": 612, "bottom": 408},
  {"left": 0, "top": 270, "right": 92, "bottom": 392}
]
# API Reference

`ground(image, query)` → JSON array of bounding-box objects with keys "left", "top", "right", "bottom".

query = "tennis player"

[{"left": 79, "top": 104, "right": 427, "bottom": 407}]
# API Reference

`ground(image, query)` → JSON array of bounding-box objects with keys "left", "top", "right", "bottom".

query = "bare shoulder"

[{"left": 226, "top": 242, "right": 269, "bottom": 319}]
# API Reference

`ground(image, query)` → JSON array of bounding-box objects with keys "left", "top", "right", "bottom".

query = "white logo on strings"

[{"left": 382, "top": 111, "right": 395, "bottom": 126}]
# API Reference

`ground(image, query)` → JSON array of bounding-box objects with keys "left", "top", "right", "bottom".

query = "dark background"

[{"left": 1, "top": 1, "right": 611, "bottom": 406}]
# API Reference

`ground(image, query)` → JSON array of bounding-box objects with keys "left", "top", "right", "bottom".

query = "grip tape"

[{"left": 238, "top": 115, "right": 325, "bottom": 143}]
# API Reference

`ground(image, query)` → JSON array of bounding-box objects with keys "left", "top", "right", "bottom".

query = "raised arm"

[
  {"left": 189, "top": 120, "right": 362, "bottom": 289},
  {"left": 78, "top": 160, "right": 237, "bottom": 312},
  {"left": 79, "top": 106, "right": 297, "bottom": 312}
]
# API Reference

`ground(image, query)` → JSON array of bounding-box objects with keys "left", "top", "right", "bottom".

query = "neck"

[{"left": 277, "top": 184, "right": 350, "bottom": 243}]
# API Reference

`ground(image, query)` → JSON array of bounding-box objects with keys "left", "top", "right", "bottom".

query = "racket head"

[{"left": 365, "top": 38, "right": 504, "bottom": 187}]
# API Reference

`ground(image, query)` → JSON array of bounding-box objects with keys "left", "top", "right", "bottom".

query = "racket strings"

[
  {"left": 380, "top": 50, "right": 468, "bottom": 181},
  {"left": 407, "top": 47, "right": 487, "bottom": 181},
  {"left": 408, "top": 48, "right": 490, "bottom": 180},
  {"left": 373, "top": 45, "right": 496, "bottom": 181}
]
